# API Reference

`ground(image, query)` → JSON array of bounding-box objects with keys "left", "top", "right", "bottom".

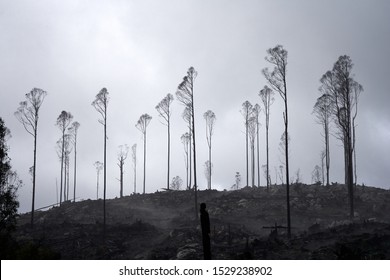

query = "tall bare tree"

[
  {"left": 241, "top": 101, "right": 253, "bottom": 187},
  {"left": 56, "top": 111, "right": 73, "bottom": 205},
  {"left": 262, "top": 45, "right": 291, "bottom": 238},
  {"left": 259, "top": 86, "right": 275, "bottom": 191},
  {"left": 117, "top": 145, "right": 129, "bottom": 198},
  {"left": 136, "top": 114, "right": 152, "bottom": 194},
  {"left": 252, "top": 104, "right": 261, "bottom": 187},
  {"left": 180, "top": 132, "right": 191, "bottom": 190},
  {"left": 248, "top": 116, "right": 257, "bottom": 187},
  {"left": 69, "top": 121, "right": 80, "bottom": 202},
  {"left": 313, "top": 93, "right": 332, "bottom": 186},
  {"left": 320, "top": 55, "right": 362, "bottom": 219},
  {"left": 176, "top": 66, "right": 199, "bottom": 221},
  {"left": 203, "top": 110, "right": 216, "bottom": 190},
  {"left": 156, "top": 93, "right": 174, "bottom": 190},
  {"left": 92, "top": 87, "right": 109, "bottom": 236},
  {"left": 131, "top": 144, "right": 137, "bottom": 194},
  {"left": 94, "top": 161, "right": 103, "bottom": 199},
  {"left": 15, "top": 88, "right": 47, "bottom": 227}
]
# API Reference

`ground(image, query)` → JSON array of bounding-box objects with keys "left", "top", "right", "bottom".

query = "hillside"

[{"left": 8, "top": 184, "right": 390, "bottom": 259}]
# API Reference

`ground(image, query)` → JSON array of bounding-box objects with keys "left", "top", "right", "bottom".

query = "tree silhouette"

[
  {"left": 313, "top": 93, "right": 332, "bottom": 186},
  {"left": 131, "top": 144, "right": 137, "bottom": 194},
  {"left": 0, "top": 118, "right": 21, "bottom": 236},
  {"left": 241, "top": 101, "right": 253, "bottom": 187},
  {"left": 248, "top": 116, "right": 257, "bottom": 187},
  {"left": 68, "top": 121, "right": 80, "bottom": 202},
  {"left": 94, "top": 161, "right": 103, "bottom": 199},
  {"left": 117, "top": 145, "right": 129, "bottom": 198},
  {"left": 259, "top": 86, "right": 275, "bottom": 191},
  {"left": 171, "top": 176, "right": 183, "bottom": 190},
  {"left": 14, "top": 88, "right": 47, "bottom": 227},
  {"left": 203, "top": 110, "right": 216, "bottom": 190},
  {"left": 262, "top": 45, "right": 291, "bottom": 238},
  {"left": 176, "top": 67, "right": 199, "bottom": 221},
  {"left": 320, "top": 55, "right": 362, "bottom": 219},
  {"left": 136, "top": 114, "right": 152, "bottom": 194},
  {"left": 56, "top": 111, "right": 73, "bottom": 204},
  {"left": 92, "top": 87, "right": 109, "bottom": 236},
  {"left": 180, "top": 132, "right": 191, "bottom": 190},
  {"left": 156, "top": 93, "right": 174, "bottom": 190},
  {"left": 252, "top": 104, "right": 261, "bottom": 187},
  {"left": 312, "top": 165, "right": 322, "bottom": 184}
]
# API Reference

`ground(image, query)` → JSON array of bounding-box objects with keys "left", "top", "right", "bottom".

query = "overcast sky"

[{"left": 1, "top": 0, "right": 389, "bottom": 213}]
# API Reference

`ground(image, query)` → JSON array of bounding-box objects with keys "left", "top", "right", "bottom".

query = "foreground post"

[{"left": 200, "top": 203, "right": 211, "bottom": 260}]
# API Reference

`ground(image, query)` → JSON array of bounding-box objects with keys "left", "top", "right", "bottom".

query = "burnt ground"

[{"left": 5, "top": 184, "right": 390, "bottom": 259}]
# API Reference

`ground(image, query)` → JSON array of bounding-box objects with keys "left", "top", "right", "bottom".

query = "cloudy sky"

[{"left": 1, "top": 0, "right": 389, "bottom": 213}]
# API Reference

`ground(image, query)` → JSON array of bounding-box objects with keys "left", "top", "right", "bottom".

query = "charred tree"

[
  {"left": 262, "top": 45, "right": 291, "bottom": 238},
  {"left": 136, "top": 114, "right": 152, "bottom": 194},
  {"left": 203, "top": 110, "right": 216, "bottom": 190},
  {"left": 15, "top": 88, "right": 47, "bottom": 227}
]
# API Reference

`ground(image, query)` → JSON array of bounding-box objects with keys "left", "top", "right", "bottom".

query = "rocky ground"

[{"left": 7, "top": 183, "right": 390, "bottom": 259}]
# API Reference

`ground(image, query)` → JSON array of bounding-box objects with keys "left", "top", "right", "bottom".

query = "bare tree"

[
  {"left": 56, "top": 111, "right": 73, "bottom": 205},
  {"left": 248, "top": 116, "right": 257, "bottom": 187},
  {"left": 203, "top": 110, "right": 216, "bottom": 190},
  {"left": 320, "top": 55, "right": 362, "bottom": 219},
  {"left": 68, "top": 121, "right": 80, "bottom": 202},
  {"left": 15, "top": 88, "right": 47, "bottom": 227},
  {"left": 241, "top": 101, "right": 253, "bottom": 187},
  {"left": 231, "top": 172, "right": 241, "bottom": 190},
  {"left": 131, "top": 144, "right": 137, "bottom": 194},
  {"left": 136, "top": 114, "right": 152, "bottom": 194},
  {"left": 180, "top": 132, "right": 191, "bottom": 190},
  {"left": 252, "top": 104, "right": 261, "bottom": 187},
  {"left": 262, "top": 45, "right": 291, "bottom": 238},
  {"left": 312, "top": 165, "right": 322, "bottom": 184},
  {"left": 171, "top": 176, "right": 183, "bottom": 190},
  {"left": 94, "top": 161, "right": 103, "bottom": 199},
  {"left": 259, "top": 86, "right": 275, "bottom": 191},
  {"left": 156, "top": 93, "right": 174, "bottom": 190},
  {"left": 92, "top": 87, "right": 109, "bottom": 236},
  {"left": 117, "top": 144, "right": 129, "bottom": 198},
  {"left": 176, "top": 66, "right": 199, "bottom": 221},
  {"left": 313, "top": 93, "right": 332, "bottom": 186}
]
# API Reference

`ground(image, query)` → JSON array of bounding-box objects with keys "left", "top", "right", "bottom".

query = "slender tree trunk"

[
  {"left": 325, "top": 122, "right": 330, "bottom": 186},
  {"left": 266, "top": 124, "right": 270, "bottom": 191},
  {"left": 66, "top": 159, "right": 70, "bottom": 201},
  {"left": 73, "top": 136, "right": 77, "bottom": 202},
  {"left": 189, "top": 125, "right": 192, "bottom": 189},
  {"left": 191, "top": 89, "right": 198, "bottom": 222},
  {"left": 31, "top": 125, "right": 37, "bottom": 228},
  {"left": 353, "top": 123, "right": 357, "bottom": 187},
  {"left": 185, "top": 147, "right": 189, "bottom": 190},
  {"left": 208, "top": 142, "right": 211, "bottom": 190},
  {"left": 245, "top": 117, "right": 249, "bottom": 187},
  {"left": 60, "top": 129, "right": 65, "bottom": 206},
  {"left": 120, "top": 161, "right": 123, "bottom": 198},
  {"left": 251, "top": 142, "right": 255, "bottom": 187},
  {"left": 143, "top": 132, "right": 146, "bottom": 194},
  {"left": 134, "top": 159, "right": 136, "bottom": 194},
  {"left": 103, "top": 115, "right": 107, "bottom": 238},
  {"left": 284, "top": 87, "right": 291, "bottom": 239},
  {"left": 64, "top": 155, "right": 67, "bottom": 201},
  {"left": 256, "top": 122, "right": 260, "bottom": 188},
  {"left": 167, "top": 117, "right": 170, "bottom": 190}
]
